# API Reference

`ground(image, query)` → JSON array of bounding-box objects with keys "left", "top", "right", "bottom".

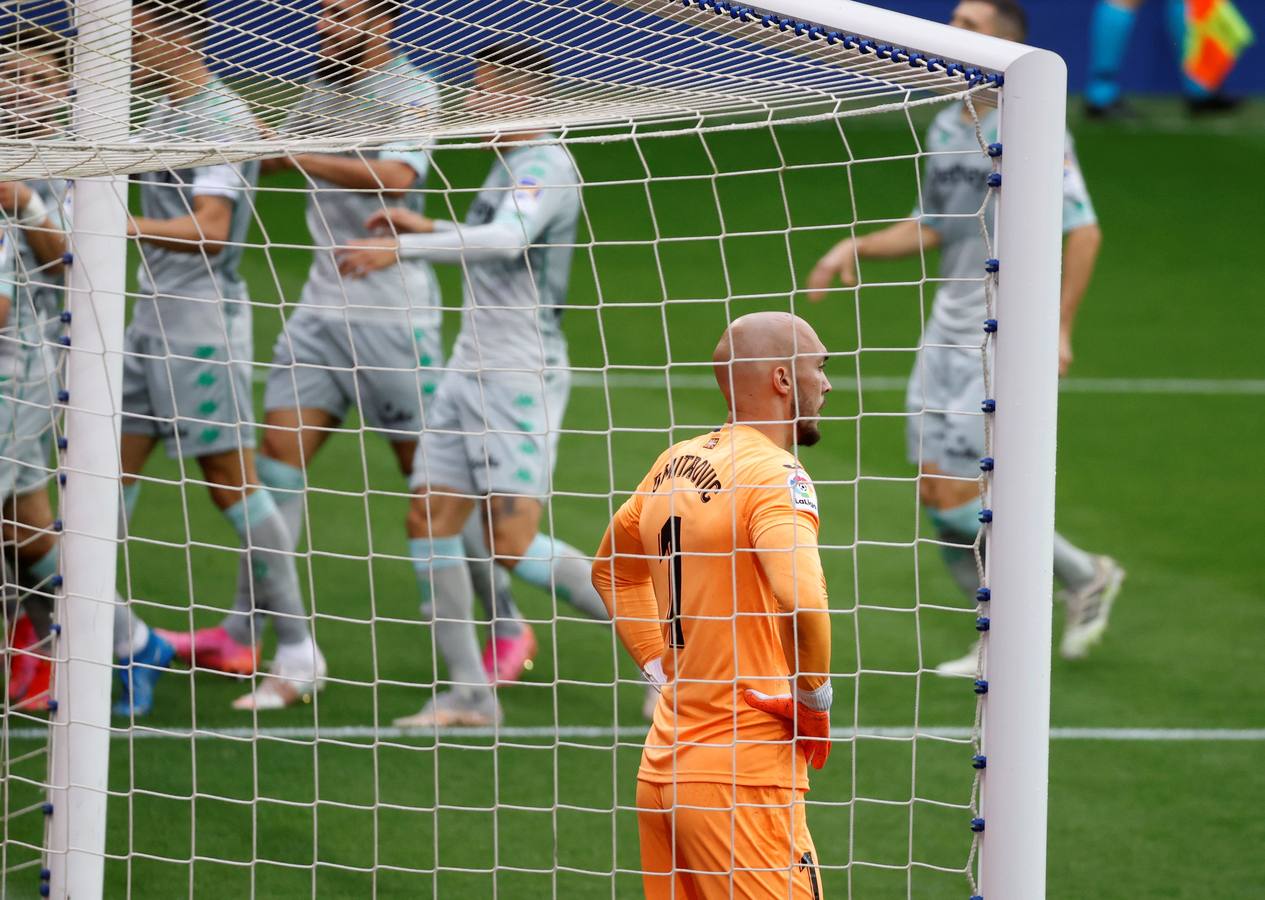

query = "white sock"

[
  {"left": 1052, "top": 531, "right": 1097, "bottom": 591},
  {"left": 514, "top": 534, "right": 609, "bottom": 621}
]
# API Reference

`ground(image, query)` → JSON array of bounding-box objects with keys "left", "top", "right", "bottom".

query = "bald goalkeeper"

[{"left": 592, "top": 312, "right": 834, "bottom": 899}]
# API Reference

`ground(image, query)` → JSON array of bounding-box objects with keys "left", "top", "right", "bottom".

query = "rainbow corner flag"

[{"left": 1184, "top": 0, "right": 1256, "bottom": 92}]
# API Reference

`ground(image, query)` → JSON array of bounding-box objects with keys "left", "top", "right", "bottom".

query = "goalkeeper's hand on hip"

[{"left": 743, "top": 684, "right": 833, "bottom": 770}]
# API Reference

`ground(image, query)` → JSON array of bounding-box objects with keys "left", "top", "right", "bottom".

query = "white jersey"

[
  {"left": 130, "top": 79, "right": 261, "bottom": 343},
  {"left": 287, "top": 56, "right": 441, "bottom": 326},
  {"left": 916, "top": 106, "right": 1097, "bottom": 341},
  {"left": 398, "top": 140, "right": 580, "bottom": 376}
]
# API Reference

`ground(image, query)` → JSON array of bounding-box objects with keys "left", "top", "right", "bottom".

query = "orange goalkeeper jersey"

[{"left": 603, "top": 424, "right": 825, "bottom": 791}]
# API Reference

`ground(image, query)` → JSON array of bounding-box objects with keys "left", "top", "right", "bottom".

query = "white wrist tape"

[
  {"left": 797, "top": 681, "right": 833, "bottom": 712},
  {"left": 641, "top": 658, "right": 667, "bottom": 692}
]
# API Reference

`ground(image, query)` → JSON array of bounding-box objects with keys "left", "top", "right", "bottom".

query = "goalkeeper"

[
  {"left": 112, "top": 0, "right": 318, "bottom": 715},
  {"left": 338, "top": 42, "right": 611, "bottom": 726},
  {"left": 592, "top": 312, "right": 832, "bottom": 899},
  {"left": 806, "top": 0, "right": 1124, "bottom": 673}
]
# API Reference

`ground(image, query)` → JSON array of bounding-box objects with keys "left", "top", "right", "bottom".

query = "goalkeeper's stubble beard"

[{"left": 793, "top": 393, "right": 823, "bottom": 448}]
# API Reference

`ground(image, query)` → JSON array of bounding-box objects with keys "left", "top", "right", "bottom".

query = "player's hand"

[
  {"left": 641, "top": 657, "right": 667, "bottom": 693},
  {"left": 337, "top": 237, "right": 400, "bottom": 278},
  {"left": 742, "top": 688, "right": 832, "bottom": 770},
  {"left": 0, "top": 181, "right": 32, "bottom": 213},
  {"left": 805, "top": 239, "right": 859, "bottom": 302},
  {"left": 1058, "top": 330, "right": 1073, "bottom": 377},
  {"left": 365, "top": 207, "right": 433, "bottom": 236}
]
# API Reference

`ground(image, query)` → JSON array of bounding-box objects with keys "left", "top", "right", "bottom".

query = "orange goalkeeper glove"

[{"left": 743, "top": 685, "right": 833, "bottom": 771}]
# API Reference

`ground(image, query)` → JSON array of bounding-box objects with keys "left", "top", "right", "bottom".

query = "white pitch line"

[{"left": 5, "top": 724, "right": 1263, "bottom": 742}]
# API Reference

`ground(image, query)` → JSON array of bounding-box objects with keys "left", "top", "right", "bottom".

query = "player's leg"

[
  {"left": 111, "top": 339, "right": 176, "bottom": 717},
  {"left": 1085, "top": 0, "right": 1147, "bottom": 117},
  {"left": 634, "top": 780, "right": 691, "bottom": 900},
  {"left": 194, "top": 447, "right": 325, "bottom": 709},
  {"left": 664, "top": 782, "right": 822, "bottom": 899},
  {"left": 255, "top": 310, "right": 352, "bottom": 548},
  {"left": 1163, "top": 0, "right": 1239, "bottom": 112},
  {"left": 395, "top": 375, "right": 497, "bottom": 727},
  {"left": 113, "top": 426, "right": 175, "bottom": 717},
  {"left": 170, "top": 311, "right": 347, "bottom": 666},
  {"left": 4, "top": 487, "right": 60, "bottom": 709},
  {"left": 498, "top": 367, "right": 607, "bottom": 620},
  {"left": 4, "top": 375, "right": 62, "bottom": 709},
  {"left": 396, "top": 486, "right": 492, "bottom": 726},
  {"left": 913, "top": 343, "right": 1124, "bottom": 672},
  {"left": 462, "top": 505, "right": 537, "bottom": 684}
]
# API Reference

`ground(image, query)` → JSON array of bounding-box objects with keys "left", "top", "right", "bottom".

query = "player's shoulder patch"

[{"left": 785, "top": 463, "right": 819, "bottom": 519}]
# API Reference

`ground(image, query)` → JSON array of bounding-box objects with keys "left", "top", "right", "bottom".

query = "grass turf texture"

[{"left": 3, "top": 98, "right": 1262, "bottom": 898}]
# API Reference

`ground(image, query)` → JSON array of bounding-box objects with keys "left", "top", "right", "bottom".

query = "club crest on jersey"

[
  {"left": 515, "top": 175, "right": 542, "bottom": 196},
  {"left": 788, "top": 470, "right": 819, "bottom": 516}
]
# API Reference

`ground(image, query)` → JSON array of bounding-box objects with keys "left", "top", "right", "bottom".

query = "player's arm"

[
  {"left": 591, "top": 493, "right": 668, "bottom": 687},
  {"left": 806, "top": 219, "right": 940, "bottom": 301},
  {"left": 1056, "top": 139, "right": 1101, "bottom": 377},
  {"left": 130, "top": 159, "right": 250, "bottom": 256},
  {"left": 276, "top": 153, "right": 420, "bottom": 196},
  {"left": 742, "top": 469, "right": 833, "bottom": 769},
  {"left": 130, "top": 193, "right": 235, "bottom": 255},
  {"left": 337, "top": 163, "right": 570, "bottom": 276},
  {"left": 755, "top": 525, "right": 831, "bottom": 696},
  {"left": 0, "top": 182, "right": 67, "bottom": 269}
]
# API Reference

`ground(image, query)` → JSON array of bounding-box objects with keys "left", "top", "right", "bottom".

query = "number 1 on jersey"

[{"left": 658, "top": 516, "right": 685, "bottom": 648}]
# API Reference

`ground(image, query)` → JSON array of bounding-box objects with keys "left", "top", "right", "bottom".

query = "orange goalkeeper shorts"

[{"left": 636, "top": 780, "right": 823, "bottom": 899}]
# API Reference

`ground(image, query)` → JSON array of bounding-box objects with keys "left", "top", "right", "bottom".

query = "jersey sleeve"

[
  {"left": 379, "top": 72, "right": 440, "bottom": 180},
  {"left": 1061, "top": 132, "right": 1097, "bottom": 232},
  {"left": 192, "top": 163, "right": 251, "bottom": 201},
  {"left": 491, "top": 151, "right": 579, "bottom": 243},
  {"left": 0, "top": 232, "right": 15, "bottom": 301},
  {"left": 592, "top": 470, "right": 665, "bottom": 669},
  {"left": 743, "top": 456, "right": 821, "bottom": 546}
]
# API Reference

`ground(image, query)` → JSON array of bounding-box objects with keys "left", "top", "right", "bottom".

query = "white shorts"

[
  {"left": 411, "top": 370, "right": 571, "bottom": 498},
  {"left": 264, "top": 308, "right": 443, "bottom": 441},
  {"left": 905, "top": 325, "right": 988, "bottom": 478},
  {"left": 121, "top": 320, "right": 256, "bottom": 460}
]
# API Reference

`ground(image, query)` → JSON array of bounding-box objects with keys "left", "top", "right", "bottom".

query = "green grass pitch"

[{"left": 4, "top": 99, "right": 1263, "bottom": 898}]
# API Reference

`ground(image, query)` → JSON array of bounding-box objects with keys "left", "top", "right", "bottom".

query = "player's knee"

[
  {"left": 407, "top": 490, "right": 469, "bottom": 538},
  {"left": 260, "top": 421, "right": 307, "bottom": 469},
  {"left": 919, "top": 469, "right": 977, "bottom": 511}
]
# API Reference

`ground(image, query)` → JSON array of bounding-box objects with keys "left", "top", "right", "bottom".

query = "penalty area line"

[{"left": 7, "top": 725, "right": 1264, "bottom": 742}]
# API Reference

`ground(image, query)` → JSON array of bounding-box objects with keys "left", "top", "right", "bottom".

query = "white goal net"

[{"left": 1, "top": 1, "right": 1065, "bottom": 897}]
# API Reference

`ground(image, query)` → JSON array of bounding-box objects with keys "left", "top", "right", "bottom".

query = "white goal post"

[{"left": 0, "top": 1, "right": 1067, "bottom": 897}]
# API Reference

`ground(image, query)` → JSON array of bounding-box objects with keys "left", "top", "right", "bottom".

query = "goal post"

[
  {"left": 47, "top": 0, "right": 133, "bottom": 896},
  {"left": 0, "top": 1, "right": 1069, "bottom": 896}
]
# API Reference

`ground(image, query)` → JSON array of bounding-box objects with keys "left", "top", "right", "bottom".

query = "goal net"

[{"left": 1, "top": 1, "right": 1065, "bottom": 897}]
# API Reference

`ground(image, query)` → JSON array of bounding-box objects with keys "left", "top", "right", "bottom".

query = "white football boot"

[
  {"left": 232, "top": 640, "right": 327, "bottom": 711},
  {"left": 1060, "top": 556, "right": 1126, "bottom": 660}
]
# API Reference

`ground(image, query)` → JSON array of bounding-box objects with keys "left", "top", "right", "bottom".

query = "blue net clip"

[
  {"left": 970, "top": 817, "right": 986, "bottom": 833},
  {"left": 984, "top": 258, "right": 1000, "bottom": 273},
  {"left": 978, "top": 509, "right": 993, "bottom": 524},
  {"left": 972, "top": 755, "right": 987, "bottom": 770},
  {"left": 976, "top": 616, "right": 991, "bottom": 632},
  {"left": 987, "top": 142, "right": 1003, "bottom": 157},
  {"left": 986, "top": 172, "right": 1002, "bottom": 188},
  {"left": 983, "top": 318, "right": 998, "bottom": 333},
  {"left": 976, "top": 587, "right": 991, "bottom": 603},
  {"left": 973, "top": 679, "right": 989, "bottom": 694},
  {"left": 981, "top": 398, "right": 996, "bottom": 413}
]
